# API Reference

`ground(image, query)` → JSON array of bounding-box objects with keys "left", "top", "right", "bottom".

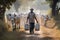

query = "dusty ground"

[{"left": 2, "top": 17, "right": 60, "bottom": 40}]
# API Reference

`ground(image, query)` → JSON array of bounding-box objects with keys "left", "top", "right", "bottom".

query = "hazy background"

[
  {"left": 5, "top": 0, "right": 51, "bottom": 15},
  {"left": 5, "top": 0, "right": 60, "bottom": 15},
  {"left": 5, "top": 0, "right": 60, "bottom": 27}
]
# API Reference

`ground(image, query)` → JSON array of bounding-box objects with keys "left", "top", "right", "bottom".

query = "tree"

[
  {"left": 0, "top": 0, "right": 16, "bottom": 20},
  {"left": 46, "top": 0, "right": 60, "bottom": 16}
]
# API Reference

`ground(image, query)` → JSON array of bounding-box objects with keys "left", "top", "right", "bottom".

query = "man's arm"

[
  {"left": 34, "top": 14, "right": 38, "bottom": 23},
  {"left": 26, "top": 14, "right": 29, "bottom": 23}
]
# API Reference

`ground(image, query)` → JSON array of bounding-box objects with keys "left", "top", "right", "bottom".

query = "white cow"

[{"left": 7, "top": 13, "right": 21, "bottom": 31}]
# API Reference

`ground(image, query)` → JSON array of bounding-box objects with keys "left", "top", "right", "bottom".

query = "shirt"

[{"left": 27, "top": 12, "right": 36, "bottom": 23}]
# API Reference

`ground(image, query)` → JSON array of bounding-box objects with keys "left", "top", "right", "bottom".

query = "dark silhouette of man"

[{"left": 27, "top": 8, "right": 38, "bottom": 34}]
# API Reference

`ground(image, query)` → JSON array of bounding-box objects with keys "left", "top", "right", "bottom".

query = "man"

[{"left": 27, "top": 8, "right": 38, "bottom": 34}]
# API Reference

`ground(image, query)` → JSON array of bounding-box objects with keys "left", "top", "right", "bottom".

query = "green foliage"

[
  {"left": 0, "top": 0, "right": 16, "bottom": 36},
  {"left": 46, "top": 0, "right": 53, "bottom": 2},
  {"left": 46, "top": 0, "right": 60, "bottom": 16},
  {"left": 0, "top": 0, "right": 16, "bottom": 20},
  {"left": 46, "top": 0, "right": 60, "bottom": 8},
  {"left": 0, "top": 0, "right": 16, "bottom": 9}
]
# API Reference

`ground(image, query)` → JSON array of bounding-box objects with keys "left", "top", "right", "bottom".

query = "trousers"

[{"left": 30, "top": 23, "right": 34, "bottom": 33}]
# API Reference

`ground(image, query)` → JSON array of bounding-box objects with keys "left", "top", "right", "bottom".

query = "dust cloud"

[{"left": 14, "top": 0, "right": 50, "bottom": 14}]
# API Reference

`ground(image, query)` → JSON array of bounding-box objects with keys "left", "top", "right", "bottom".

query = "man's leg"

[
  {"left": 30, "top": 23, "right": 34, "bottom": 34},
  {"left": 30, "top": 23, "right": 32, "bottom": 34},
  {"left": 32, "top": 23, "right": 34, "bottom": 33}
]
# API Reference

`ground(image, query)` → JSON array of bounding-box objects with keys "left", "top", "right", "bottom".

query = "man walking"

[{"left": 27, "top": 8, "right": 38, "bottom": 34}]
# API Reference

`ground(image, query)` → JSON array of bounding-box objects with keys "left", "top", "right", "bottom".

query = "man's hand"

[
  {"left": 26, "top": 21, "right": 28, "bottom": 23},
  {"left": 35, "top": 18, "right": 38, "bottom": 23},
  {"left": 37, "top": 21, "right": 38, "bottom": 23},
  {"left": 26, "top": 19, "right": 28, "bottom": 23}
]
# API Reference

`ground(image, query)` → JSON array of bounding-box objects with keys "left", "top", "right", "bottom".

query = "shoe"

[{"left": 30, "top": 31, "right": 34, "bottom": 34}]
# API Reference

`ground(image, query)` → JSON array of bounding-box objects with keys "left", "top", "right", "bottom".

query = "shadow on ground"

[
  {"left": 54, "top": 14, "right": 60, "bottom": 29},
  {"left": 0, "top": 31, "right": 55, "bottom": 40},
  {"left": 23, "top": 36, "right": 53, "bottom": 40}
]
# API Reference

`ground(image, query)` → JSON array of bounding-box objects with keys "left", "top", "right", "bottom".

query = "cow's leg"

[
  {"left": 18, "top": 23, "right": 20, "bottom": 29},
  {"left": 13, "top": 23, "right": 16, "bottom": 31},
  {"left": 18, "top": 19, "right": 20, "bottom": 29}
]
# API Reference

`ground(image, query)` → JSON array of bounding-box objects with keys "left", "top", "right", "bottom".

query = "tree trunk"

[
  {"left": 52, "top": 0, "right": 58, "bottom": 16},
  {"left": 0, "top": 7, "right": 5, "bottom": 21},
  {"left": 52, "top": 2, "right": 56, "bottom": 16}
]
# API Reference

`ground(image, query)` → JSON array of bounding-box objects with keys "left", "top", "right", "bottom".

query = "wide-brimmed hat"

[{"left": 30, "top": 8, "right": 34, "bottom": 10}]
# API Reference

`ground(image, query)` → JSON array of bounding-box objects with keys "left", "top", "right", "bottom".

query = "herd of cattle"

[{"left": 6, "top": 13, "right": 51, "bottom": 31}]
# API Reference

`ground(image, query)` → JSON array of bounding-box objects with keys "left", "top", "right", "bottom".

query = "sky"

[
  {"left": 5, "top": 0, "right": 60, "bottom": 15},
  {"left": 17, "top": 0, "right": 50, "bottom": 15}
]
